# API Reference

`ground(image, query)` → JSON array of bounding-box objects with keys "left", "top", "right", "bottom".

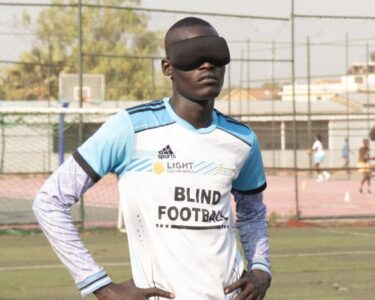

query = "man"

[
  {"left": 33, "top": 17, "right": 271, "bottom": 299},
  {"left": 311, "top": 134, "right": 330, "bottom": 182},
  {"left": 358, "top": 138, "right": 373, "bottom": 194},
  {"left": 341, "top": 138, "right": 350, "bottom": 169}
]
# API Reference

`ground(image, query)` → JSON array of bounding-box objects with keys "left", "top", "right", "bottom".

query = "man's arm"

[
  {"left": 235, "top": 191, "right": 271, "bottom": 275},
  {"left": 33, "top": 157, "right": 174, "bottom": 299},
  {"left": 32, "top": 157, "right": 112, "bottom": 297},
  {"left": 224, "top": 191, "right": 271, "bottom": 299}
]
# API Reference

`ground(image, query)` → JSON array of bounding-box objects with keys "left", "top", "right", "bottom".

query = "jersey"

[
  {"left": 312, "top": 140, "right": 324, "bottom": 163},
  {"left": 74, "top": 98, "right": 267, "bottom": 299}
]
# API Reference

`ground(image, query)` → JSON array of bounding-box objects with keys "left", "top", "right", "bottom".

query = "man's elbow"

[
  {"left": 32, "top": 190, "right": 48, "bottom": 219},
  {"left": 32, "top": 194, "right": 42, "bottom": 219},
  {"left": 237, "top": 206, "right": 267, "bottom": 224}
]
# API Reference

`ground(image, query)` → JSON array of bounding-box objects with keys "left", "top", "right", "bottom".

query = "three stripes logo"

[{"left": 158, "top": 145, "right": 176, "bottom": 159}]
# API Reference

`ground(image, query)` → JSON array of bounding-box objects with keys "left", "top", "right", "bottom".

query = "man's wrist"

[
  {"left": 251, "top": 269, "right": 272, "bottom": 288},
  {"left": 76, "top": 271, "right": 112, "bottom": 297},
  {"left": 93, "top": 283, "right": 113, "bottom": 298},
  {"left": 249, "top": 262, "right": 272, "bottom": 277}
]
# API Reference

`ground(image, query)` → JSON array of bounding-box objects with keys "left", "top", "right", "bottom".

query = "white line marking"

[
  {"left": 2, "top": 249, "right": 375, "bottom": 271},
  {"left": 316, "top": 228, "right": 375, "bottom": 238},
  {"left": 273, "top": 250, "right": 375, "bottom": 258},
  {"left": 0, "top": 262, "right": 130, "bottom": 272}
]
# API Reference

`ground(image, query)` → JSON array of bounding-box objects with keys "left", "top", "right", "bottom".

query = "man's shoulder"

[
  {"left": 215, "top": 109, "right": 255, "bottom": 146},
  {"left": 126, "top": 99, "right": 166, "bottom": 115},
  {"left": 126, "top": 99, "right": 174, "bottom": 133}
]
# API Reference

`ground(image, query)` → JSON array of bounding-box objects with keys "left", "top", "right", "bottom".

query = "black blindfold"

[{"left": 167, "top": 35, "right": 230, "bottom": 71}]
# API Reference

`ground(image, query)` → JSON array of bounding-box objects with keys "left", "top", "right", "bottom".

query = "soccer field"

[{"left": 1, "top": 226, "right": 375, "bottom": 300}]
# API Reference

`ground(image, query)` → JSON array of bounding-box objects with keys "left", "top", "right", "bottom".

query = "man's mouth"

[{"left": 198, "top": 75, "right": 219, "bottom": 83}]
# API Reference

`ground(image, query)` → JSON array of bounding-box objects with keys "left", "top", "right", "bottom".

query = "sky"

[
  {"left": 141, "top": 0, "right": 375, "bottom": 17},
  {"left": 1, "top": 0, "right": 375, "bottom": 86},
  {"left": 142, "top": 0, "right": 375, "bottom": 84}
]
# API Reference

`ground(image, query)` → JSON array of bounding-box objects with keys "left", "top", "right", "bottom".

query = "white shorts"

[{"left": 314, "top": 153, "right": 324, "bottom": 164}]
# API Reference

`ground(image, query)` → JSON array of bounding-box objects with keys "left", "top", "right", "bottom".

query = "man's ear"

[{"left": 161, "top": 58, "right": 173, "bottom": 79}]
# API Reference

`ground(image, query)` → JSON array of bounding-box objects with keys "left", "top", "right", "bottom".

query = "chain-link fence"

[{"left": 1, "top": 0, "right": 375, "bottom": 226}]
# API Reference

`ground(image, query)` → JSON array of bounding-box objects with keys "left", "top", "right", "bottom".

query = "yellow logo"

[{"left": 152, "top": 162, "right": 165, "bottom": 174}]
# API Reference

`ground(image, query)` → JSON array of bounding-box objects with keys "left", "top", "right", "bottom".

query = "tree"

[{"left": 2, "top": 0, "right": 170, "bottom": 101}]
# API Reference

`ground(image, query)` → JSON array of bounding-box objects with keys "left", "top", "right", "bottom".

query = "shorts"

[
  {"left": 314, "top": 153, "right": 324, "bottom": 164},
  {"left": 357, "top": 162, "right": 371, "bottom": 174}
]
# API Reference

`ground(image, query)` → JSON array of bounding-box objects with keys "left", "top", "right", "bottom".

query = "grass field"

[{"left": 1, "top": 226, "right": 375, "bottom": 300}]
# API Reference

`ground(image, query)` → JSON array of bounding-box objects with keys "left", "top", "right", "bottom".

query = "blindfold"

[{"left": 167, "top": 35, "right": 230, "bottom": 71}]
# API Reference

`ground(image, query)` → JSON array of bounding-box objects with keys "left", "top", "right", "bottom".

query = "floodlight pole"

[
  {"left": 78, "top": 0, "right": 85, "bottom": 228},
  {"left": 291, "top": 0, "right": 300, "bottom": 219},
  {"left": 58, "top": 102, "right": 69, "bottom": 165},
  {"left": 151, "top": 58, "right": 155, "bottom": 99},
  {"left": 78, "top": 0, "right": 84, "bottom": 148},
  {"left": 227, "top": 64, "right": 231, "bottom": 115},
  {"left": 366, "top": 42, "right": 370, "bottom": 133},
  {"left": 247, "top": 39, "right": 250, "bottom": 114},
  {"left": 0, "top": 114, "right": 4, "bottom": 173},
  {"left": 239, "top": 49, "right": 243, "bottom": 114},
  {"left": 78, "top": 0, "right": 83, "bottom": 112},
  {"left": 345, "top": 33, "right": 351, "bottom": 175},
  {"left": 271, "top": 40, "right": 276, "bottom": 170},
  {"left": 47, "top": 43, "right": 52, "bottom": 172},
  {"left": 307, "top": 36, "right": 312, "bottom": 176}
]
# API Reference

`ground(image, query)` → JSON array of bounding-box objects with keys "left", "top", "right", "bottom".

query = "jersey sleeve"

[
  {"left": 32, "top": 157, "right": 112, "bottom": 297},
  {"left": 73, "top": 110, "right": 134, "bottom": 181},
  {"left": 232, "top": 132, "right": 266, "bottom": 194},
  {"left": 233, "top": 191, "right": 271, "bottom": 276}
]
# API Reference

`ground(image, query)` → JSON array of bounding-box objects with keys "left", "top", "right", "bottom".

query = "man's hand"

[
  {"left": 94, "top": 279, "right": 175, "bottom": 300},
  {"left": 224, "top": 269, "right": 271, "bottom": 300}
]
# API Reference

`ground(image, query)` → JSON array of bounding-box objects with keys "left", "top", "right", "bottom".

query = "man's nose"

[{"left": 198, "top": 61, "right": 215, "bottom": 69}]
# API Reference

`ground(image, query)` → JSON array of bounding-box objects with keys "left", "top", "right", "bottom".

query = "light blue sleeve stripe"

[
  {"left": 80, "top": 276, "right": 112, "bottom": 297},
  {"left": 249, "top": 262, "right": 272, "bottom": 276},
  {"left": 77, "top": 270, "right": 108, "bottom": 289}
]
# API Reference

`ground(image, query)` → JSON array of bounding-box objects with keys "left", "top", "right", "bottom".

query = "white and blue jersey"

[
  {"left": 312, "top": 140, "right": 325, "bottom": 164},
  {"left": 33, "top": 97, "right": 270, "bottom": 299}
]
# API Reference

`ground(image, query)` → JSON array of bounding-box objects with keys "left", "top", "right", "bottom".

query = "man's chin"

[
  {"left": 195, "top": 88, "right": 221, "bottom": 100},
  {"left": 190, "top": 94, "right": 219, "bottom": 102},
  {"left": 179, "top": 87, "right": 222, "bottom": 102}
]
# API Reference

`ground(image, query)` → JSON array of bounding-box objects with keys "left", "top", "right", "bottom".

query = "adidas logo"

[{"left": 158, "top": 145, "right": 176, "bottom": 159}]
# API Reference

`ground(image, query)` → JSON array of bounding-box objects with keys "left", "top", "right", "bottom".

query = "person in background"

[
  {"left": 357, "top": 138, "right": 374, "bottom": 194},
  {"left": 312, "top": 134, "right": 330, "bottom": 182},
  {"left": 341, "top": 138, "right": 350, "bottom": 169}
]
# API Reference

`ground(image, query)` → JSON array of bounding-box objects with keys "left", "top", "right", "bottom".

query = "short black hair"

[{"left": 167, "top": 17, "right": 212, "bottom": 34}]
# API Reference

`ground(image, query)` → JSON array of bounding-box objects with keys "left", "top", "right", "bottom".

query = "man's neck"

[{"left": 169, "top": 96, "right": 215, "bottom": 129}]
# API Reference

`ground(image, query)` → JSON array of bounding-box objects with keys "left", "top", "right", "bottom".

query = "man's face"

[{"left": 166, "top": 26, "right": 226, "bottom": 101}]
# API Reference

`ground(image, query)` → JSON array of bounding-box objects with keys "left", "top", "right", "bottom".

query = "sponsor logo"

[
  {"left": 156, "top": 186, "right": 231, "bottom": 230},
  {"left": 158, "top": 145, "right": 176, "bottom": 159},
  {"left": 152, "top": 162, "right": 165, "bottom": 174},
  {"left": 152, "top": 161, "right": 194, "bottom": 175},
  {"left": 151, "top": 161, "right": 235, "bottom": 176}
]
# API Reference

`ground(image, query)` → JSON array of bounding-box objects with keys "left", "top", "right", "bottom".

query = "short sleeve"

[
  {"left": 73, "top": 110, "right": 134, "bottom": 182},
  {"left": 232, "top": 134, "right": 266, "bottom": 194}
]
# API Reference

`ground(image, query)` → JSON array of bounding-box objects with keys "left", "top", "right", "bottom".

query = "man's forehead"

[{"left": 166, "top": 25, "right": 218, "bottom": 46}]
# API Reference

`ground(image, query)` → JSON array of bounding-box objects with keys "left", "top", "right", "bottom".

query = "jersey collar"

[{"left": 163, "top": 97, "right": 217, "bottom": 134}]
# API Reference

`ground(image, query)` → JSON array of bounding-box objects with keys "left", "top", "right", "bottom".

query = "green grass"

[
  {"left": 1, "top": 227, "right": 375, "bottom": 299},
  {"left": 269, "top": 227, "right": 375, "bottom": 300}
]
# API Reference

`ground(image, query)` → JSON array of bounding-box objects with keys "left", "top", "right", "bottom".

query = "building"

[{"left": 1, "top": 60, "right": 375, "bottom": 173}]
